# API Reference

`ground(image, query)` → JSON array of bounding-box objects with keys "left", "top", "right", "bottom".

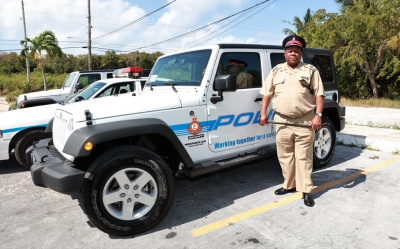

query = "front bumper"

[
  {"left": 0, "top": 138, "right": 11, "bottom": 161},
  {"left": 30, "top": 138, "right": 85, "bottom": 194}
]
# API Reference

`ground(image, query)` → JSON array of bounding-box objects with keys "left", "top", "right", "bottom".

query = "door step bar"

[{"left": 183, "top": 146, "right": 277, "bottom": 178}]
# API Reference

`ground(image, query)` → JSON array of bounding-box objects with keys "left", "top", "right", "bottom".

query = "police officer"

[
  {"left": 259, "top": 35, "right": 325, "bottom": 207},
  {"left": 228, "top": 58, "right": 255, "bottom": 88}
]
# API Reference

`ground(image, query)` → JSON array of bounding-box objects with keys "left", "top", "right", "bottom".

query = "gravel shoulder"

[{"left": 0, "top": 96, "right": 9, "bottom": 112}]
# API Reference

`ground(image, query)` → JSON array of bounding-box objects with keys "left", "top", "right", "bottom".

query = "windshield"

[
  {"left": 148, "top": 49, "right": 211, "bottom": 86},
  {"left": 62, "top": 72, "right": 77, "bottom": 88},
  {"left": 65, "top": 82, "right": 106, "bottom": 104}
]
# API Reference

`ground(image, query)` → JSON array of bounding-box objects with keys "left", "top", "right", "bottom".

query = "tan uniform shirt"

[
  {"left": 237, "top": 72, "right": 255, "bottom": 89},
  {"left": 260, "top": 62, "right": 325, "bottom": 118}
]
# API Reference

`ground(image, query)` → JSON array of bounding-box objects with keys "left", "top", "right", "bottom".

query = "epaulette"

[
  {"left": 272, "top": 63, "right": 286, "bottom": 73},
  {"left": 307, "top": 64, "right": 317, "bottom": 72},
  {"left": 301, "top": 63, "right": 317, "bottom": 72}
]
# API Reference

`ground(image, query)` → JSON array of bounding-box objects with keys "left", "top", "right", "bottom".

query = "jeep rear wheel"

[
  {"left": 82, "top": 145, "right": 175, "bottom": 236},
  {"left": 313, "top": 118, "right": 336, "bottom": 169},
  {"left": 14, "top": 129, "right": 50, "bottom": 169}
]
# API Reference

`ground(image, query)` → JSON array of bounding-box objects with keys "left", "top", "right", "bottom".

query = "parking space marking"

[{"left": 191, "top": 156, "right": 400, "bottom": 237}]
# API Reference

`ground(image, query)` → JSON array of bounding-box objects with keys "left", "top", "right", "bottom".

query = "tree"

[
  {"left": 282, "top": 8, "right": 313, "bottom": 35},
  {"left": 20, "top": 30, "right": 62, "bottom": 91},
  {"left": 334, "top": 0, "right": 400, "bottom": 98},
  {"left": 102, "top": 50, "right": 119, "bottom": 69},
  {"left": 299, "top": 0, "right": 400, "bottom": 99},
  {"left": 335, "top": 0, "right": 354, "bottom": 9},
  {"left": 0, "top": 52, "right": 25, "bottom": 74}
]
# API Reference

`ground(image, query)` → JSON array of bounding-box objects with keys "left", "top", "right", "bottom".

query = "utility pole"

[
  {"left": 87, "top": 0, "right": 92, "bottom": 70},
  {"left": 21, "top": 0, "right": 30, "bottom": 84}
]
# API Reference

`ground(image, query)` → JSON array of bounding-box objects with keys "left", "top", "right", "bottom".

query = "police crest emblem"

[{"left": 187, "top": 116, "right": 202, "bottom": 135}]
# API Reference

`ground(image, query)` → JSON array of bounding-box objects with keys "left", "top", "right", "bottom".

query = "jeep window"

[
  {"left": 217, "top": 52, "right": 262, "bottom": 89},
  {"left": 148, "top": 50, "right": 211, "bottom": 86},
  {"left": 270, "top": 53, "right": 286, "bottom": 68},
  {"left": 62, "top": 72, "right": 77, "bottom": 88},
  {"left": 65, "top": 82, "right": 106, "bottom": 104},
  {"left": 304, "top": 54, "right": 334, "bottom": 83},
  {"left": 77, "top": 74, "right": 102, "bottom": 88}
]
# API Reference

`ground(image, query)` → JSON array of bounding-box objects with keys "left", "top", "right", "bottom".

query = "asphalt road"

[{"left": 1, "top": 145, "right": 400, "bottom": 249}]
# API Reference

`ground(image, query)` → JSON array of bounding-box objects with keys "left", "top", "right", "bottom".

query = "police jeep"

[{"left": 29, "top": 44, "right": 345, "bottom": 236}]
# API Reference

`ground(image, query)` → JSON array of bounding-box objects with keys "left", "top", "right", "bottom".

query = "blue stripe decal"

[{"left": 2, "top": 124, "right": 47, "bottom": 134}]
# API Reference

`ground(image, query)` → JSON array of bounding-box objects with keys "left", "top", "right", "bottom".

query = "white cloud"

[{"left": 0, "top": 0, "right": 340, "bottom": 55}]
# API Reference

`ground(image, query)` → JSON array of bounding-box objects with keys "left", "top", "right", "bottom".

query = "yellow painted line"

[{"left": 191, "top": 156, "right": 400, "bottom": 237}]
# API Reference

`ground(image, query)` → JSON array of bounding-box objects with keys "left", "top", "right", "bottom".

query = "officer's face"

[
  {"left": 284, "top": 46, "right": 302, "bottom": 67},
  {"left": 229, "top": 64, "right": 244, "bottom": 74}
]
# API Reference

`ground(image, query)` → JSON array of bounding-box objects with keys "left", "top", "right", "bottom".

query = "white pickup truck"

[
  {"left": 15, "top": 69, "right": 114, "bottom": 108},
  {"left": 1, "top": 72, "right": 146, "bottom": 168}
]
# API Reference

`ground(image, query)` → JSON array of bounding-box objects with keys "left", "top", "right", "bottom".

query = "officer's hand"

[
  {"left": 259, "top": 114, "right": 268, "bottom": 126},
  {"left": 311, "top": 115, "right": 322, "bottom": 130}
]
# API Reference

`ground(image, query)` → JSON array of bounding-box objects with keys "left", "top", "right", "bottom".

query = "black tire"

[
  {"left": 82, "top": 145, "right": 175, "bottom": 236},
  {"left": 313, "top": 117, "right": 336, "bottom": 169},
  {"left": 14, "top": 129, "right": 50, "bottom": 169}
]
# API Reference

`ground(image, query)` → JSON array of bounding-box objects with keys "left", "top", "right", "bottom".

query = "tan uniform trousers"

[{"left": 274, "top": 111, "right": 315, "bottom": 193}]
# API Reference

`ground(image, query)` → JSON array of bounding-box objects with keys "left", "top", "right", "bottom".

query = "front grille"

[{"left": 53, "top": 110, "right": 72, "bottom": 151}]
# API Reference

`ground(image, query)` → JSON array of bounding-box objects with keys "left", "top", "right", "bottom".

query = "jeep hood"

[
  {"left": 60, "top": 91, "right": 186, "bottom": 122},
  {"left": 18, "top": 89, "right": 63, "bottom": 102}
]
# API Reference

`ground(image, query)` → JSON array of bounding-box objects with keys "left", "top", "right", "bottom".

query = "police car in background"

[{"left": 0, "top": 67, "right": 146, "bottom": 169}]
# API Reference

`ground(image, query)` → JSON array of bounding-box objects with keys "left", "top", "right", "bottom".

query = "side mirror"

[
  {"left": 75, "top": 96, "right": 84, "bottom": 102},
  {"left": 210, "top": 74, "right": 237, "bottom": 104},
  {"left": 75, "top": 83, "right": 83, "bottom": 93}
]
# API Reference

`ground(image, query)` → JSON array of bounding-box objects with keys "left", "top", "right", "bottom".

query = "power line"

[
  {"left": 125, "top": 0, "right": 271, "bottom": 52},
  {"left": 189, "top": 0, "right": 278, "bottom": 48},
  {"left": 92, "top": 0, "right": 177, "bottom": 40}
]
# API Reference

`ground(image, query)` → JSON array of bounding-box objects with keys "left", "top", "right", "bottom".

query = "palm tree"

[
  {"left": 20, "top": 30, "right": 62, "bottom": 91},
  {"left": 335, "top": 0, "right": 354, "bottom": 9},
  {"left": 282, "top": 8, "right": 313, "bottom": 35}
]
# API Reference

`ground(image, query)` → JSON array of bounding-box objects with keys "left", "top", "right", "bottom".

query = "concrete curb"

[{"left": 337, "top": 125, "right": 400, "bottom": 153}]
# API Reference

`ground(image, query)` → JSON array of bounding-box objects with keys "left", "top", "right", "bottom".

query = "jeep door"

[{"left": 206, "top": 49, "right": 275, "bottom": 154}]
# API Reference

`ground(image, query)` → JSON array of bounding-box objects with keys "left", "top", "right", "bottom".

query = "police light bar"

[
  {"left": 113, "top": 67, "right": 143, "bottom": 78},
  {"left": 122, "top": 66, "right": 143, "bottom": 74}
]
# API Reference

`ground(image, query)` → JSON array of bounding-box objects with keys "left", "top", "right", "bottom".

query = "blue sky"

[{"left": 0, "top": 0, "right": 340, "bottom": 55}]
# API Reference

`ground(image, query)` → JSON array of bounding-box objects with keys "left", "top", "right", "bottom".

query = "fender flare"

[
  {"left": 323, "top": 99, "right": 340, "bottom": 110},
  {"left": 45, "top": 118, "right": 54, "bottom": 134},
  {"left": 323, "top": 99, "right": 344, "bottom": 131}
]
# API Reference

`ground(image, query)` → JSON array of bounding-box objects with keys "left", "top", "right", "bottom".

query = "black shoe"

[
  {"left": 274, "top": 187, "right": 296, "bottom": 195},
  {"left": 303, "top": 193, "right": 315, "bottom": 207}
]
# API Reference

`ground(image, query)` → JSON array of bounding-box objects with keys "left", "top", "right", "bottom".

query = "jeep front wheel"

[
  {"left": 82, "top": 145, "right": 175, "bottom": 236},
  {"left": 313, "top": 118, "right": 336, "bottom": 169}
]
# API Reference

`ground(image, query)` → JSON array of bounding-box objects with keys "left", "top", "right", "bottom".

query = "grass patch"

[
  {"left": 345, "top": 120, "right": 400, "bottom": 130},
  {"left": 337, "top": 140, "right": 381, "bottom": 152},
  {"left": 364, "top": 145, "right": 380, "bottom": 151},
  {"left": 341, "top": 97, "right": 400, "bottom": 108}
]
